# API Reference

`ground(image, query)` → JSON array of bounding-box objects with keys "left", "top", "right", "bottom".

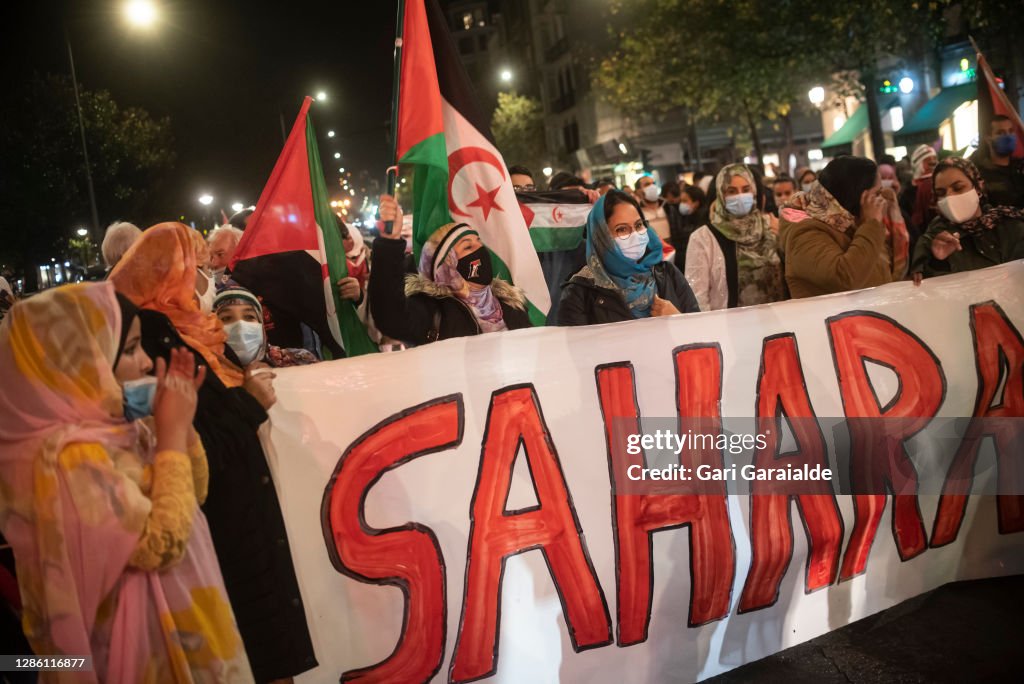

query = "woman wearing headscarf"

[
  {"left": 0, "top": 282, "right": 252, "bottom": 682},
  {"left": 111, "top": 223, "right": 317, "bottom": 683},
  {"left": 908, "top": 145, "right": 939, "bottom": 238},
  {"left": 778, "top": 155, "right": 906, "bottom": 299},
  {"left": 667, "top": 184, "right": 708, "bottom": 269},
  {"left": 911, "top": 156, "right": 1024, "bottom": 282},
  {"left": 558, "top": 190, "right": 699, "bottom": 325},
  {"left": 369, "top": 194, "right": 532, "bottom": 344},
  {"left": 684, "top": 164, "right": 784, "bottom": 311}
]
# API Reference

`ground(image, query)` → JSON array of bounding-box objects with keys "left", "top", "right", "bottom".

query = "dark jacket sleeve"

[
  {"left": 556, "top": 283, "right": 591, "bottom": 326},
  {"left": 910, "top": 217, "right": 951, "bottom": 277},
  {"left": 661, "top": 264, "right": 701, "bottom": 313},
  {"left": 369, "top": 238, "right": 435, "bottom": 345}
]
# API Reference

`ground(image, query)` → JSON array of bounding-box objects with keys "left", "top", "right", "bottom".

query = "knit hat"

[
  {"left": 418, "top": 222, "right": 477, "bottom": 280},
  {"left": 213, "top": 285, "right": 263, "bottom": 317},
  {"left": 911, "top": 145, "right": 938, "bottom": 180}
]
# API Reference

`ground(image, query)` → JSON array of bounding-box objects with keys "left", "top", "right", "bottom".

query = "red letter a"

[
  {"left": 829, "top": 313, "right": 944, "bottom": 580},
  {"left": 739, "top": 334, "right": 843, "bottom": 612},
  {"left": 933, "top": 301, "right": 1024, "bottom": 545},
  {"left": 450, "top": 385, "right": 611, "bottom": 683}
]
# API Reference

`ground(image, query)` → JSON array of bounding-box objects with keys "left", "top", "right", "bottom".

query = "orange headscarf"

[{"left": 110, "top": 222, "right": 244, "bottom": 387}]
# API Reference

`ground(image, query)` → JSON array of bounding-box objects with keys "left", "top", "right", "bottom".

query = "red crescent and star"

[{"left": 447, "top": 146, "right": 508, "bottom": 220}]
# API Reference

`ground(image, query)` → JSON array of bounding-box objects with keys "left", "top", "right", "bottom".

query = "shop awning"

[
  {"left": 894, "top": 82, "right": 977, "bottom": 145},
  {"left": 820, "top": 97, "right": 899, "bottom": 152}
]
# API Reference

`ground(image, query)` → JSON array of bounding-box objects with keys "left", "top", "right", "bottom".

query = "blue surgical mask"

[
  {"left": 994, "top": 133, "right": 1017, "bottom": 157},
  {"left": 122, "top": 376, "right": 158, "bottom": 421},
  {"left": 616, "top": 227, "right": 650, "bottom": 260},
  {"left": 724, "top": 193, "right": 755, "bottom": 217},
  {"left": 678, "top": 202, "right": 693, "bottom": 216}
]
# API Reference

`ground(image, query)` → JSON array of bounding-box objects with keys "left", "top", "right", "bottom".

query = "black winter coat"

[
  {"left": 370, "top": 237, "right": 532, "bottom": 344},
  {"left": 557, "top": 262, "right": 701, "bottom": 326},
  {"left": 137, "top": 310, "right": 317, "bottom": 682}
]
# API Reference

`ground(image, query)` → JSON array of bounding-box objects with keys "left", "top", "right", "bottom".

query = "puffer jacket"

[
  {"left": 557, "top": 262, "right": 700, "bottom": 326},
  {"left": 369, "top": 237, "right": 532, "bottom": 345}
]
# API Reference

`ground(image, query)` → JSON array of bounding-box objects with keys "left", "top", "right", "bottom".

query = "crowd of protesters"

[{"left": 1, "top": 114, "right": 1023, "bottom": 682}]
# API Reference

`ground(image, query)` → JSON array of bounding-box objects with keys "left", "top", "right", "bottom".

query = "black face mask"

[{"left": 456, "top": 246, "right": 493, "bottom": 285}]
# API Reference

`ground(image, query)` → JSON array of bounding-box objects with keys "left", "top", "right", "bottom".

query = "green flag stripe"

[
  {"left": 528, "top": 226, "right": 585, "bottom": 253},
  {"left": 305, "top": 117, "right": 378, "bottom": 357}
]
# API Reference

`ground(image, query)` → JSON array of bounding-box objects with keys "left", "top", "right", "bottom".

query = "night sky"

[{"left": 1, "top": 0, "right": 399, "bottom": 219}]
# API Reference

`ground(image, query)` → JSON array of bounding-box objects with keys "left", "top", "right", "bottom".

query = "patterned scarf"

[
  {"left": 932, "top": 156, "right": 1024, "bottom": 236},
  {"left": 585, "top": 194, "right": 664, "bottom": 318},
  {"left": 419, "top": 224, "right": 507, "bottom": 333},
  {"left": 110, "top": 222, "right": 244, "bottom": 387},
  {"left": 710, "top": 164, "right": 783, "bottom": 306},
  {"left": 781, "top": 180, "right": 856, "bottom": 233}
]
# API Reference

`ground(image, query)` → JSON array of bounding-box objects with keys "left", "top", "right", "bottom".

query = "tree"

[
  {"left": 594, "top": 0, "right": 825, "bottom": 163},
  {"left": 0, "top": 74, "right": 175, "bottom": 271},
  {"left": 491, "top": 92, "right": 549, "bottom": 178},
  {"left": 594, "top": 0, "right": 946, "bottom": 163}
]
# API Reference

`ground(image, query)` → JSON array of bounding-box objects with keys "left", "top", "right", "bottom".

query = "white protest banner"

[{"left": 262, "top": 261, "right": 1024, "bottom": 683}]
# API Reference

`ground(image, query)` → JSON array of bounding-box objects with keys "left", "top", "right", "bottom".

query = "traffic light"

[{"left": 878, "top": 78, "right": 898, "bottom": 94}]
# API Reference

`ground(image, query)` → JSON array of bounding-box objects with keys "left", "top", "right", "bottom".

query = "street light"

[
  {"left": 76, "top": 227, "right": 89, "bottom": 237},
  {"left": 334, "top": 152, "right": 341, "bottom": 159},
  {"left": 198, "top": 194, "right": 214, "bottom": 206},
  {"left": 328, "top": 130, "right": 335, "bottom": 137},
  {"left": 899, "top": 77, "right": 915, "bottom": 94},
  {"left": 500, "top": 68, "right": 512, "bottom": 83},
  {"left": 808, "top": 86, "right": 825, "bottom": 106},
  {"left": 542, "top": 166, "right": 553, "bottom": 177},
  {"left": 231, "top": 202, "right": 244, "bottom": 213},
  {"left": 316, "top": 91, "right": 327, "bottom": 102},
  {"left": 123, "top": 0, "right": 158, "bottom": 29}
]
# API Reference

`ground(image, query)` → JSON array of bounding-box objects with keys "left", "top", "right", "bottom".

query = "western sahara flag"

[
  {"left": 230, "top": 97, "right": 377, "bottom": 357},
  {"left": 396, "top": 0, "right": 550, "bottom": 325}
]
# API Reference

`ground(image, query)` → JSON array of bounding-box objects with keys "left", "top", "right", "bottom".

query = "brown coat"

[{"left": 778, "top": 215, "right": 891, "bottom": 299}]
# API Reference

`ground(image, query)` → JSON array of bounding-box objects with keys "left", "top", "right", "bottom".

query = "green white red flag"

[{"left": 395, "top": 0, "right": 550, "bottom": 324}]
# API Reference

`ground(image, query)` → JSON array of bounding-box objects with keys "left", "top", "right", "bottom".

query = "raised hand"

[{"left": 153, "top": 348, "right": 206, "bottom": 454}]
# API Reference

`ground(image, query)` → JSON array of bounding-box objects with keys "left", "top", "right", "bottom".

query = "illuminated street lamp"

[
  {"left": 231, "top": 202, "right": 244, "bottom": 213},
  {"left": 499, "top": 68, "right": 513, "bottom": 83},
  {"left": 76, "top": 227, "right": 89, "bottom": 237},
  {"left": 316, "top": 91, "right": 327, "bottom": 102},
  {"left": 899, "top": 77, "right": 915, "bottom": 94},
  {"left": 334, "top": 152, "right": 341, "bottom": 159},
  {"left": 328, "top": 130, "right": 335, "bottom": 137},
  {"left": 808, "top": 86, "right": 825, "bottom": 106},
  {"left": 123, "top": 0, "right": 158, "bottom": 29},
  {"left": 542, "top": 166, "right": 553, "bottom": 177},
  {"left": 198, "top": 194, "right": 214, "bottom": 206}
]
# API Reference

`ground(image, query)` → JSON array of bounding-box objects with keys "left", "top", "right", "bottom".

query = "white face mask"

[
  {"left": 616, "top": 227, "right": 650, "bottom": 260},
  {"left": 642, "top": 184, "right": 660, "bottom": 203},
  {"left": 224, "top": 320, "right": 265, "bottom": 366},
  {"left": 937, "top": 188, "right": 980, "bottom": 224},
  {"left": 880, "top": 179, "right": 895, "bottom": 189},
  {"left": 801, "top": 182, "right": 814, "bottom": 193}
]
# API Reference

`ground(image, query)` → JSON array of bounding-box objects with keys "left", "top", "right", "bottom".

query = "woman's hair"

[
  {"left": 818, "top": 155, "right": 878, "bottom": 217},
  {"left": 603, "top": 189, "right": 645, "bottom": 224},
  {"left": 681, "top": 185, "right": 706, "bottom": 206},
  {"left": 797, "top": 167, "right": 816, "bottom": 184}
]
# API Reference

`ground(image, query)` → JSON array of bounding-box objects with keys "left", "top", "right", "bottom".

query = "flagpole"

[{"left": 385, "top": 0, "right": 406, "bottom": 232}]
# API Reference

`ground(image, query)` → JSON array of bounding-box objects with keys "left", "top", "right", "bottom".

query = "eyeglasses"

[
  {"left": 513, "top": 184, "right": 536, "bottom": 192},
  {"left": 612, "top": 220, "right": 648, "bottom": 240}
]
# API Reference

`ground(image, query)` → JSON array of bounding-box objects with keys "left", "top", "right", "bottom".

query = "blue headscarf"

[{"left": 585, "top": 193, "right": 664, "bottom": 318}]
